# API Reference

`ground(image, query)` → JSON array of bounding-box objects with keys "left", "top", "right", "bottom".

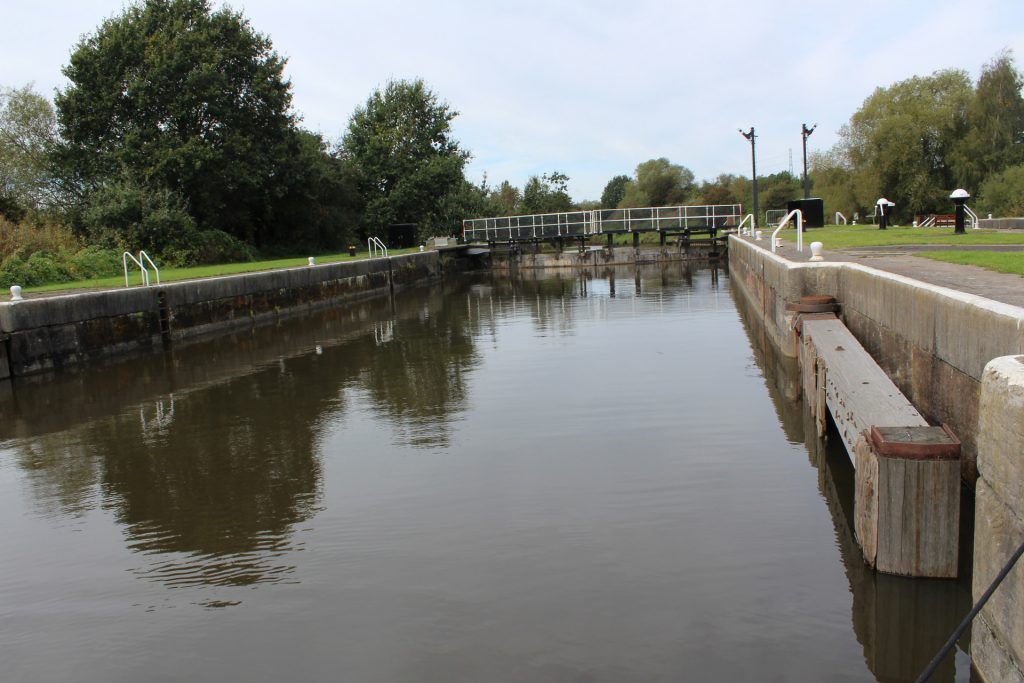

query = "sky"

[{"left": 3, "top": 0, "right": 1023, "bottom": 202}]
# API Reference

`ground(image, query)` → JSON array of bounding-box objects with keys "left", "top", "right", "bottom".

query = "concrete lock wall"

[
  {"left": 0, "top": 252, "right": 440, "bottom": 378},
  {"left": 730, "top": 236, "right": 1024, "bottom": 680},
  {"left": 972, "top": 356, "right": 1024, "bottom": 683},
  {"left": 728, "top": 236, "right": 1024, "bottom": 483}
]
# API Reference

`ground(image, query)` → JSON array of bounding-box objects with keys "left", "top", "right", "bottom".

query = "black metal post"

[
  {"left": 950, "top": 189, "right": 970, "bottom": 235},
  {"left": 801, "top": 123, "right": 816, "bottom": 199},
  {"left": 741, "top": 127, "right": 759, "bottom": 229}
]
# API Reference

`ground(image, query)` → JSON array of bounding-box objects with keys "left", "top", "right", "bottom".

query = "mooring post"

[
  {"left": 632, "top": 231, "right": 639, "bottom": 249},
  {"left": 606, "top": 233, "right": 613, "bottom": 249},
  {"left": 659, "top": 231, "right": 666, "bottom": 247}
]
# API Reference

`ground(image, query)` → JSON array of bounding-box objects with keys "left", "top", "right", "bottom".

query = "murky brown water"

[{"left": 0, "top": 265, "right": 975, "bottom": 682}]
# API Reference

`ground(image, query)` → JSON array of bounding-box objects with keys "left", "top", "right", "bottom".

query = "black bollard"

[{"left": 951, "top": 189, "right": 970, "bottom": 235}]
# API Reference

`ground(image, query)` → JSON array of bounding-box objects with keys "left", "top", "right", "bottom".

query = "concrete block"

[
  {"left": 973, "top": 479, "right": 1024, "bottom": 675},
  {"left": 978, "top": 356, "right": 1024, "bottom": 505}
]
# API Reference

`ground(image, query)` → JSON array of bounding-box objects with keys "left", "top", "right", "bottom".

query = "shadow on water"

[
  {"left": 734, "top": 288, "right": 978, "bottom": 683},
  {"left": 0, "top": 281, "right": 481, "bottom": 587}
]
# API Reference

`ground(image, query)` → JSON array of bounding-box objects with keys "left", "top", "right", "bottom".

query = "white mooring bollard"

[
  {"left": 754, "top": 230, "right": 762, "bottom": 241},
  {"left": 809, "top": 242, "right": 824, "bottom": 261},
  {"left": 308, "top": 257, "right": 315, "bottom": 266},
  {"left": 10, "top": 285, "right": 23, "bottom": 301}
]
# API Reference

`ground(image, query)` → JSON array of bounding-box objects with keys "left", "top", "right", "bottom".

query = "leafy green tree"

[
  {"left": 486, "top": 179, "right": 521, "bottom": 216},
  {"left": 978, "top": 163, "right": 1024, "bottom": 217},
  {"left": 54, "top": 0, "right": 297, "bottom": 246},
  {"left": 839, "top": 69, "right": 972, "bottom": 219},
  {"left": 0, "top": 84, "right": 61, "bottom": 218},
  {"left": 809, "top": 149, "right": 863, "bottom": 219},
  {"left": 758, "top": 171, "right": 802, "bottom": 211},
  {"left": 953, "top": 51, "right": 1024, "bottom": 190},
  {"left": 344, "top": 78, "right": 468, "bottom": 240},
  {"left": 619, "top": 158, "right": 695, "bottom": 207},
  {"left": 520, "top": 172, "right": 573, "bottom": 214},
  {"left": 600, "top": 174, "right": 630, "bottom": 208},
  {"left": 697, "top": 173, "right": 741, "bottom": 206}
]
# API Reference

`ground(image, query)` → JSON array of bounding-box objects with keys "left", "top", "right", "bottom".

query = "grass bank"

[
  {"left": 24, "top": 247, "right": 423, "bottom": 294},
  {"left": 918, "top": 250, "right": 1024, "bottom": 277},
  {"left": 778, "top": 224, "right": 1024, "bottom": 249}
]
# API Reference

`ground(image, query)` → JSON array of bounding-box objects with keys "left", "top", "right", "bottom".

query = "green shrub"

[
  {"left": 80, "top": 179, "right": 199, "bottom": 263},
  {"left": 69, "top": 246, "right": 121, "bottom": 279},
  {"left": 167, "top": 229, "right": 256, "bottom": 266},
  {"left": 978, "top": 164, "right": 1024, "bottom": 217}
]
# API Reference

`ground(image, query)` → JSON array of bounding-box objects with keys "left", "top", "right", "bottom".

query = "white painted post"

[{"left": 10, "top": 285, "right": 23, "bottom": 301}]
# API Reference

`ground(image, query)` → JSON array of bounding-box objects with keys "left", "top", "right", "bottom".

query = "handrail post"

[{"left": 770, "top": 209, "right": 803, "bottom": 253}]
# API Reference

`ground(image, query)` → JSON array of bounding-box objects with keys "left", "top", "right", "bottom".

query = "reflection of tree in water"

[
  {"left": 95, "top": 362, "right": 331, "bottom": 587},
  {"left": 351, "top": 286, "right": 480, "bottom": 449},
  {"left": 8, "top": 280, "right": 483, "bottom": 587}
]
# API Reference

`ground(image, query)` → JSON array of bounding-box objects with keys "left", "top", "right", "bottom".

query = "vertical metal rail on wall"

[
  {"left": 368, "top": 237, "right": 388, "bottom": 258},
  {"left": 123, "top": 251, "right": 150, "bottom": 287}
]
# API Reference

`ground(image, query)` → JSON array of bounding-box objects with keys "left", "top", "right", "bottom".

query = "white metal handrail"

[
  {"left": 965, "top": 204, "right": 979, "bottom": 230},
  {"left": 367, "top": 236, "right": 388, "bottom": 258},
  {"left": 462, "top": 204, "right": 743, "bottom": 242},
  {"left": 771, "top": 209, "right": 804, "bottom": 254},
  {"left": 138, "top": 250, "right": 160, "bottom": 284},
  {"left": 835, "top": 211, "right": 848, "bottom": 225},
  {"left": 737, "top": 213, "right": 754, "bottom": 235},
  {"left": 919, "top": 215, "right": 936, "bottom": 227},
  {"left": 123, "top": 251, "right": 150, "bottom": 288}
]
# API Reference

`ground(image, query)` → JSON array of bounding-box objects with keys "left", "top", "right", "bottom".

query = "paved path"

[{"left": 769, "top": 242, "right": 1024, "bottom": 309}]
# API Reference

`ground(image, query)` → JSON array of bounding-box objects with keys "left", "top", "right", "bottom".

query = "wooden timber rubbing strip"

[
  {"left": 800, "top": 317, "right": 929, "bottom": 462},
  {"left": 869, "top": 425, "right": 961, "bottom": 460}
]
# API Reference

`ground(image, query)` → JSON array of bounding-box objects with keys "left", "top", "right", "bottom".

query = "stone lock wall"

[{"left": 0, "top": 252, "right": 441, "bottom": 378}]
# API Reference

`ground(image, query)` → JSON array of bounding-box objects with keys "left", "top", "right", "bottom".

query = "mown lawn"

[
  {"left": 25, "top": 247, "right": 423, "bottom": 294},
  {"left": 777, "top": 224, "right": 1024, "bottom": 249},
  {"left": 917, "top": 250, "right": 1024, "bottom": 277}
]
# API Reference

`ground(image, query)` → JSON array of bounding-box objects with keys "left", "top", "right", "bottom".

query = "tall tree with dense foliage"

[
  {"left": 0, "top": 84, "right": 61, "bottom": 218},
  {"left": 953, "top": 51, "right": 1024, "bottom": 190},
  {"left": 344, "top": 78, "right": 469, "bottom": 240},
  {"left": 600, "top": 174, "right": 630, "bottom": 208},
  {"left": 520, "top": 172, "right": 573, "bottom": 214},
  {"left": 838, "top": 69, "right": 972, "bottom": 219},
  {"left": 619, "top": 158, "right": 695, "bottom": 207},
  {"left": 54, "top": 0, "right": 299, "bottom": 249}
]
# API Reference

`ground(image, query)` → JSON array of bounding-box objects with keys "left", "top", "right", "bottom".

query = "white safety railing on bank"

[
  {"left": 368, "top": 236, "right": 388, "bottom": 258},
  {"left": 771, "top": 209, "right": 804, "bottom": 254},
  {"left": 123, "top": 250, "right": 160, "bottom": 288}
]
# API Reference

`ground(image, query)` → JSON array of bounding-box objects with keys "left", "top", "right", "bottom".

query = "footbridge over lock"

[{"left": 462, "top": 204, "right": 745, "bottom": 250}]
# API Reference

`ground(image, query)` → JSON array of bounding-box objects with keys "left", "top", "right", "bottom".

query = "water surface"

[{"left": 0, "top": 265, "right": 973, "bottom": 681}]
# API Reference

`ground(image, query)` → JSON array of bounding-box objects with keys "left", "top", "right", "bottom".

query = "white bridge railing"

[{"left": 462, "top": 204, "right": 743, "bottom": 242}]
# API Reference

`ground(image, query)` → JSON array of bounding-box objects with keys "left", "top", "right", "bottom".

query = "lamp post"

[
  {"left": 801, "top": 123, "right": 817, "bottom": 199},
  {"left": 740, "top": 127, "right": 759, "bottom": 229}
]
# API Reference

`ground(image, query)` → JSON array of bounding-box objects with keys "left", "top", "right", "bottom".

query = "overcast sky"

[{"left": 3, "top": 0, "right": 1023, "bottom": 202}]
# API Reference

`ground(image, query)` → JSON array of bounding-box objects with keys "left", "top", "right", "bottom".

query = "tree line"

[
  {"left": 1, "top": 0, "right": 1022, "bottom": 288},
  {"left": 0, "top": 0, "right": 471, "bottom": 285}
]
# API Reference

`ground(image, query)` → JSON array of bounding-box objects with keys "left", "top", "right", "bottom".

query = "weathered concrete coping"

[
  {"left": 0, "top": 255, "right": 408, "bottom": 333},
  {"left": 730, "top": 235, "right": 1024, "bottom": 381}
]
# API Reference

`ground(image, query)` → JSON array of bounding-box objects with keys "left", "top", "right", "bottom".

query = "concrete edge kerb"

[{"left": 729, "top": 235, "right": 1024, "bottom": 322}]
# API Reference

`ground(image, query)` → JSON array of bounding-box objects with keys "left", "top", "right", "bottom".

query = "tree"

[
  {"left": 809, "top": 149, "right": 864, "bottom": 219},
  {"left": 0, "top": 84, "right": 61, "bottom": 218},
  {"left": 758, "top": 171, "right": 801, "bottom": 211},
  {"left": 600, "top": 174, "right": 630, "bottom": 208},
  {"left": 697, "top": 174, "right": 741, "bottom": 206},
  {"left": 619, "top": 158, "right": 695, "bottom": 207},
  {"left": 486, "top": 180, "right": 521, "bottom": 216},
  {"left": 520, "top": 172, "right": 572, "bottom": 214},
  {"left": 54, "top": 0, "right": 297, "bottom": 247},
  {"left": 344, "top": 78, "right": 468, "bottom": 240},
  {"left": 839, "top": 69, "right": 972, "bottom": 219},
  {"left": 953, "top": 51, "right": 1024, "bottom": 190},
  {"left": 978, "top": 163, "right": 1024, "bottom": 217}
]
